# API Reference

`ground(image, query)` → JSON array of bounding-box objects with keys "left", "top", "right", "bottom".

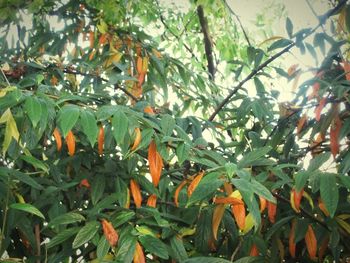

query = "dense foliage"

[{"left": 0, "top": 0, "right": 350, "bottom": 262}]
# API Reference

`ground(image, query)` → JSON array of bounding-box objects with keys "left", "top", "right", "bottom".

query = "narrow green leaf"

[
  {"left": 48, "top": 212, "right": 85, "bottom": 227},
  {"left": 97, "top": 236, "right": 111, "bottom": 260},
  {"left": 320, "top": 173, "right": 338, "bottom": 218},
  {"left": 176, "top": 142, "right": 190, "bottom": 165},
  {"left": 238, "top": 146, "right": 271, "bottom": 168},
  {"left": 169, "top": 236, "right": 188, "bottom": 261},
  {"left": 11, "top": 170, "right": 43, "bottom": 190},
  {"left": 72, "top": 221, "right": 100, "bottom": 249},
  {"left": 161, "top": 114, "right": 175, "bottom": 136},
  {"left": 294, "top": 171, "right": 311, "bottom": 192},
  {"left": 250, "top": 179, "right": 275, "bottom": 203},
  {"left": 46, "top": 227, "right": 79, "bottom": 248},
  {"left": 112, "top": 110, "right": 128, "bottom": 144},
  {"left": 10, "top": 203, "right": 45, "bottom": 219},
  {"left": 139, "top": 235, "right": 169, "bottom": 259},
  {"left": 20, "top": 155, "right": 48, "bottom": 173},
  {"left": 80, "top": 109, "right": 98, "bottom": 147},
  {"left": 266, "top": 216, "right": 295, "bottom": 240},
  {"left": 307, "top": 152, "right": 331, "bottom": 172},
  {"left": 25, "top": 96, "right": 42, "bottom": 128},
  {"left": 91, "top": 176, "right": 106, "bottom": 205},
  {"left": 286, "top": 17, "right": 293, "bottom": 38},
  {"left": 268, "top": 39, "right": 293, "bottom": 52},
  {"left": 225, "top": 162, "right": 237, "bottom": 179},
  {"left": 58, "top": 104, "right": 80, "bottom": 137}
]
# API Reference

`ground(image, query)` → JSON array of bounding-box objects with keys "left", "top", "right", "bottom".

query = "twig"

[
  {"left": 197, "top": 5, "right": 215, "bottom": 80},
  {"left": 0, "top": 67, "right": 11, "bottom": 86},
  {"left": 35, "top": 224, "right": 41, "bottom": 263},
  {"left": 0, "top": 177, "right": 10, "bottom": 254},
  {"left": 223, "top": 0, "right": 251, "bottom": 46},
  {"left": 207, "top": 0, "right": 348, "bottom": 123},
  {"left": 272, "top": 192, "right": 329, "bottom": 230},
  {"left": 230, "top": 237, "right": 243, "bottom": 262}
]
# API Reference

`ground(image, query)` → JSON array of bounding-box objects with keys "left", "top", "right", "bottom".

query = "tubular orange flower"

[
  {"left": 53, "top": 128, "right": 62, "bottom": 151},
  {"left": 130, "top": 179, "right": 142, "bottom": 208},
  {"left": 133, "top": 242, "right": 146, "bottom": 263},
  {"left": 101, "top": 219, "right": 119, "bottom": 247},
  {"left": 289, "top": 219, "right": 296, "bottom": 258},
  {"left": 249, "top": 244, "right": 259, "bottom": 256},
  {"left": 214, "top": 197, "right": 243, "bottom": 205},
  {"left": 98, "top": 125, "right": 104, "bottom": 155},
  {"left": 305, "top": 225, "right": 317, "bottom": 260},
  {"left": 148, "top": 141, "right": 163, "bottom": 187},
  {"left": 231, "top": 202, "right": 246, "bottom": 230},
  {"left": 174, "top": 180, "right": 187, "bottom": 207},
  {"left": 267, "top": 201, "right": 277, "bottom": 223},
  {"left": 146, "top": 194, "right": 157, "bottom": 208},
  {"left": 144, "top": 106, "right": 155, "bottom": 115},
  {"left": 330, "top": 115, "right": 342, "bottom": 157},
  {"left": 66, "top": 130, "right": 76, "bottom": 156},
  {"left": 212, "top": 204, "right": 226, "bottom": 240},
  {"left": 79, "top": 179, "right": 90, "bottom": 188},
  {"left": 187, "top": 171, "right": 205, "bottom": 197},
  {"left": 131, "top": 128, "right": 142, "bottom": 151},
  {"left": 259, "top": 196, "right": 267, "bottom": 213},
  {"left": 318, "top": 197, "right": 330, "bottom": 216}
]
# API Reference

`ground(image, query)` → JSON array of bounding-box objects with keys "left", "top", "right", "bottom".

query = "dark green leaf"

[
  {"left": 320, "top": 173, "right": 338, "bottom": 218},
  {"left": 72, "top": 221, "right": 100, "bottom": 249},
  {"left": 10, "top": 203, "right": 45, "bottom": 219},
  {"left": 238, "top": 146, "right": 271, "bottom": 168},
  {"left": 58, "top": 104, "right": 80, "bottom": 137},
  {"left": 48, "top": 212, "right": 85, "bottom": 227},
  {"left": 97, "top": 236, "right": 110, "bottom": 260},
  {"left": 286, "top": 17, "right": 293, "bottom": 38},
  {"left": 139, "top": 235, "right": 169, "bottom": 259},
  {"left": 169, "top": 235, "right": 188, "bottom": 261},
  {"left": 161, "top": 114, "right": 175, "bottom": 136},
  {"left": 20, "top": 155, "right": 48, "bottom": 173},
  {"left": 25, "top": 96, "right": 42, "bottom": 128},
  {"left": 91, "top": 176, "right": 106, "bottom": 205},
  {"left": 112, "top": 110, "right": 128, "bottom": 144},
  {"left": 80, "top": 109, "right": 98, "bottom": 147},
  {"left": 46, "top": 227, "right": 79, "bottom": 248}
]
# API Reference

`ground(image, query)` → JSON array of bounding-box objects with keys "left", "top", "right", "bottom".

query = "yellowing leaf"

[
  {"left": 174, "top": 180, "right": 187, "bottom": 207},
  {"left": 187, "top": 171, "right": 205, "bottom": 197},
  {"left": 212, "top": 204, "right": 226, "bottom": 240},
  {"left": 336, "top": 217, "right": 350, "bottom": 235},
  {"left": 0, "top": 86, "right": 16, "bottom": 98},
  {"left": 242, "top": 213, "right": 254, "bottom": 234},
  {"left": 97, "top": 20, "right": 108, "bottom": 34},
  {"left": 0, "top": 109, "right": 20, "bottom": 155},
  {"left": 302, "top": 191, "right": 314, "bottom": 209},
  {"left": 131, "top": 128, "right": 142, "bottom": 151},
  {"left": 258, "top": 36, "right": 284, "bottom": 46},
  {"left": 229, "top": 190, "right": 242, "bottom": 199},
  {"left": 148, "top": 140, "right": 163, "bottom": 187}
]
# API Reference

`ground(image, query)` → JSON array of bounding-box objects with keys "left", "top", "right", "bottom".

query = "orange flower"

[
  {"left": 133, "top": 242, "right": 145, "bottom": 263},
  {"left": 148, "top": 141, "right": 163, "bottom": 187},
  {"left": 174, "top": 180, "right": 187, "bottom": 207},
  {"left": 130, "top": 179, "right": 142, "bottom": 208},
  {"left": 267, "top": 201, "right": 277, "bottom": 223},
  {"left": 305, "top": 225, "right": 317, "bottom": 260},
  {"left": 289, "top": 219, "right": 296, "bottom": 258},
  {"left": 214, "top": 197, "right": 243, "bottom": 205},
  {"left": 144, "top": 106, "right": 155, "bottom": 115},
  {"left": 131, "top": 128, "right": 142, "bottom": 151},
  {"left": 259, "top": 196, "right": 267, "bottom": 213},
  {"left": 53, "top": 128, "right": 62, "bottom": 151},
  {"left": 330, "top": 115, "right": 342, "bottom": 157},
  {"left": 89, "top": 30, "right": 94, "bottom": 49},
  {"left": 79, "top": 179, "right": 90, "bottom": 188},
  {"left": 290, "top": 188, "right": 304, "bottom": 213},
  {"left": 231, "top": 202, "right": 246, "bottom": 230},
  {"left": 187, "top": 171, "right": 205, "bottom": 197},
  {"left": 146, "top": 194, "right": 157, "bottom": 208},
  {"left": 249, "top": 244, "right": 259, "bottom": 256},
  {"left": 101, "top": 219, "right": 118, "bottom": 247},
  {"left": 212, "top": 204, "right": 226, "bottom": 240},
  {"left": 98, "top": 125, "right": 104, "bottom": 155},
  {"left": 65, "top": 130, "right": 76, "bottom": 156}
]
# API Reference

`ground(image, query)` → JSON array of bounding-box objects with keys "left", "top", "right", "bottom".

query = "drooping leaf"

[
  {"left": 112, "top": 110, "right": 128, "bottom": 144},
  {"left": 320, "top": 173, "right": 338, "bottom": 217},
  {"left": 25, "top": 96, "right": 42, "bottom": 128},
  {"left": 139, "top": 235, "right": 169, "bottom": 259},
  {"left": 58, "top": 104, "right": 80, "bottom": 137},
  {"left": 80, "top": 109, "right": 99, "bottom": 147},
  {"left": 10, "top": 203, "right": 45, "bottom": 219},
  {"left": 48, "top": 212, "right": 85, "bottom": 227}
]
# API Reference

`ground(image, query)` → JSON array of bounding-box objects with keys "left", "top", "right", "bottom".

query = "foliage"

[{"left": 0, "top": 0, "right": 350, "bottom": 262}]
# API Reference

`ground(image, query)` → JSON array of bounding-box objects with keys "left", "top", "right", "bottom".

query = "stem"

[{"left": 0, "top": 177, "right": 10, "bottom": 256}]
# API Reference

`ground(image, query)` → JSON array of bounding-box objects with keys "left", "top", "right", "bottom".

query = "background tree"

[{"left": 0, "top": 0, "right": 350, "bottom": 262}]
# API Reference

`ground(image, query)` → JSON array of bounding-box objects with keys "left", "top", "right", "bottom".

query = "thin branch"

[
  {"left": 207, "top": 0, "right": 348, "bottom": 123},
  {"left": 230, "top": 237, "right": 243, "bottom": 262},
  {"left": 0, "top": 67, "right": 11, "bottom": 86},
  {"left": 197, "top": 5, "right": 215, "bottom": 80},
  {"left": 223, "top": 0, "right": 251, "bottom": 46},
  {"left": 35, "top": 224, "right": 41, "bottom": 263}
]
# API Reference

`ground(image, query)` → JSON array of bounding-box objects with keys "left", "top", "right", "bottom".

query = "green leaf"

[
  {"left": 345, "top": 4, "right": 350, "bottom": 33},
  {"left": 286, "top": 17, "right": 293, "bottom": 38},
  {"left": 80, "top": 109, "right": 98, "bottom": 147},
  {"left": 254, "top": 77, "right": 265, "bottom": 95},
  {"left": 0, "top": 109, "right": 20, "bottom": 155},
  {"left": 225, "top": 162, "right": 237, "bottom": 179},
  {"left": 97, "top": 236, "right": 110, "bottom": 260},
  {"left": 112, "top": 110, "right": 128, "bottom": 144},
  {"left": 58, "top": 104, "right": 80, "bottom": 137},
  {"left": 11, "top": 170, "right": 43, "bottom": 190},
  {"left": 72, "top": 221, "right": 100, "bottom": 249},
  {"left": 184, "top": 257, "right": 233, "bottom": 263},
  {"left": 238, "top": 146, "right": 271, "bottom": 168},
  {"left": 233, "top": 256, "right": 265, "bottom": 263},
  {"left": 339, "top": 175, "right": 350, "bottom": 189},
  {"left": 139, "top": 235, "right": 169, "bottom": 259},
  {"left": 48, "top": 212, "right": 85, "bottom": 227},
  {"left": 25, "top": 96, "right": 42, "bottom": 128},
  {"left": 187, "top": 172, "right": 224, "bottom": 206},
  {"left": 169, "top": 236, "right": 188, "bottom": 261},
  {"left": 307, "top": 152, "right": 331, "bottom": 172},
  {"left": 114, "top": 233, "right": 137, "bottom": 263},
  {"left": 268, "top": 39, "right": 293, "bottom": 52},
  {"left": 176, "top": 142, "right": 190, "bottom": 165},
  {"left": 320, "top": 173, "right": 338, "bottom": 218},
  {"left": 10, "top": 203, "right": 45, "bottom": 219},
  {"left": 161, "top": 114, "right": 175, "bottom": 136},
  {"left": 20, "top": 155, "right": 48, "bottom": 173},
  {"left": 250, "top": 179, "right": 275, "bottom": 203},
  {"left": 91, "top": 176, "right": 106, "bottom": 205},
  {"left": 265, "top": 216, "right": 295, "bottom": 240},
  {"left": 294, "top": 171, "right": 312, "bottom": 192},
  {"left": 112, "top": 210, "right": 135, "bottom": 228},
  {"left": 46, "top": 227, "right": 79, "bottom": 248}
]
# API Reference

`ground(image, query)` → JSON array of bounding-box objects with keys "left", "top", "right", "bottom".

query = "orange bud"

[
  {"left": 212, "top": 204, "right": 226, "bottom": 240},
  {"left": 148, "top": 141, "right": 163, "bottom": 187},
  {"left": 214, "top": 197, "right": 243, "bottom": 205},
  {"left": 318, "top": 197, "right": 330, "bottom": 216},
  {"left": 249, "top": 244, "right": 259, "bottom": 256},
  {"left": 289, "top": 219, "right": 296, "bottom": 258},
  {"left": 146, "top": 194, "right": 157, "bottom": 208},
  {"left": 130, "top": 179, "right": 142, "bottom": 208},
  {"left": 99, "top": 33, "right": 107, "bottom": 45},
  {"left": 133, "top": 242, "right": 146, "bottom": 263},
  {"left": 305, "top": 225, "right": 317, "bottom": 260},
  {"left": 101, "top": 219, "right": 119, "bottom": 247},
  {"left": 330, "top": 115, "right": 342, "bottom": 158},
  {"left": 314, "top": 97, "right": 327, "bottom": 121},
  {"left": 144, "top": 106, "right": 155, "bottom": 115},
  {"left": 79, "top": 179, "right": 90, "bottom": 188},
  {"left": 259, "top": 196, "right": 267, "bottom": 213},
  {"left": 174, "top": 180, "right": 187, "bottom": 207},
  {"left": 53, "top": 128, "right": 62, "bottom": 151},
  {"left": 267, "top": 201, "right": 277, "bottom": 223},
  {"left": 187, "top": 171, "right": 205, "bottom": 197},
  {"left": 66, "top": 130, "right": 76, "bottom": 156},
  {"left": 98, "top": 125, "right": 104, "bottom": 155},
  {"left": 131, "top": 128, "right": 142, "bottom": 151},
  {"left": 89, "top": 31, "right": 94, "bottom": 49},
  {"left": 231, "top": 202, "right": 246, "bottom": 230}
]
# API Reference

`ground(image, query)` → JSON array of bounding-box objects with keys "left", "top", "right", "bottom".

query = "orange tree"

[{"left": 0, "top": 0, "right": 350, "bottom": 262}]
